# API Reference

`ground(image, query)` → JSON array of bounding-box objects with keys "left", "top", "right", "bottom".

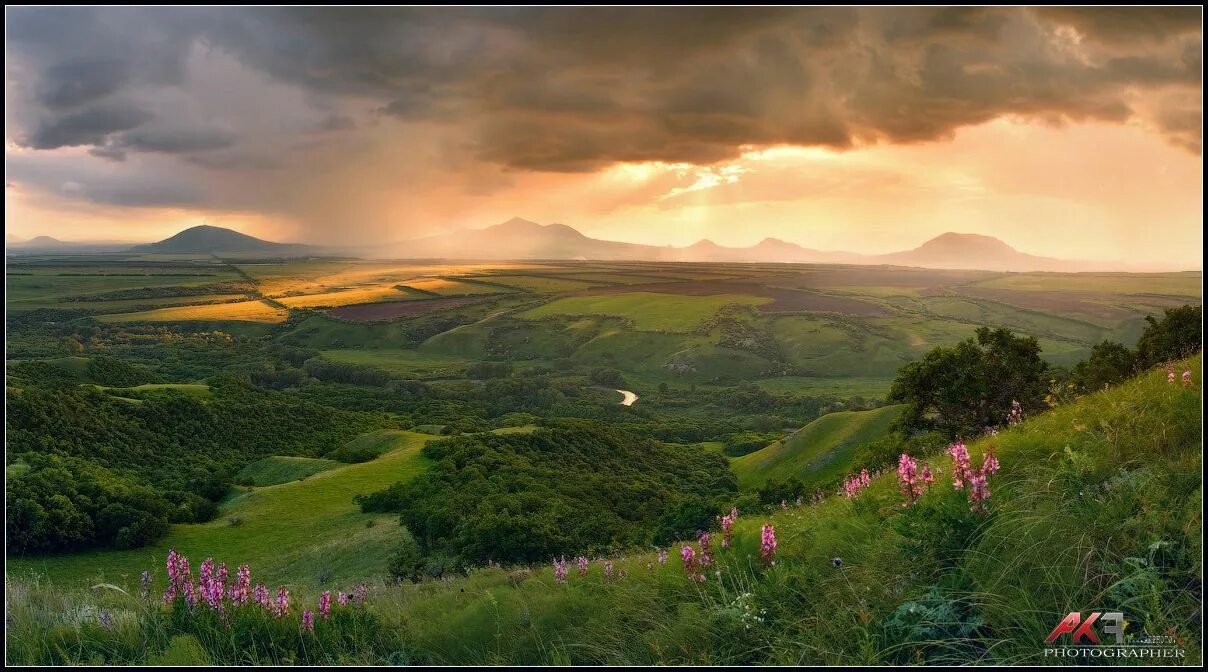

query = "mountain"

[
  {"left": 133, "top": 225, "right": 315, "bottom": 256},
  {"left": 872, "top": 232, "right": 1090, "bottom": 272},
  {"left": 385, "top": 218, "right": 861, "bottom": 264},
  {"left": 387, "top": 217, "right": 656, "bottom": 260}
]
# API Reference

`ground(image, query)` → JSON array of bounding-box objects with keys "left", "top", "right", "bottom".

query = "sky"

[{"left": 4, "top": 7, "right": 1203, "bottom": 267}]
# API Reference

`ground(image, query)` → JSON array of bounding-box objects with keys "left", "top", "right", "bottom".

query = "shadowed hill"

[
  {"left": 731, "top": 404, "right": 904, "bottom": 489},
  {"left": 133, "top": 225, "right": 316, "bottom": 256}
]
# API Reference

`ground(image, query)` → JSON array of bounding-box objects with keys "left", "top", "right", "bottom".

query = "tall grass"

[{"left": 6, "top": 356, "right": 1201, "bottom": 665}]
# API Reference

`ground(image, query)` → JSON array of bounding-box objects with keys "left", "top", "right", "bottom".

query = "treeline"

[
  {"left": 890, "top": 305, "right": 1201, "bottom": 439},
  {"left": 357, "top": 422, "right": 737, "bottom": 565},
  {"left": 1071, "top": 305, "right": 1202, "bottom": 391},
  {"left": 5, "top": 377, "right": 391, "bottom": 555}
]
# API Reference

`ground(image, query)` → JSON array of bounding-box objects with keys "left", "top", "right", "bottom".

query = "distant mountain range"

[
  {"left": 9, "top": 219, "right": 1126, "bottom": 272},
  {"left": 379, "top": 217, "right": 1103, "bottom": 272}
]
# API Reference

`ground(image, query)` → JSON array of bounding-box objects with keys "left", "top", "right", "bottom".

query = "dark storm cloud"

[
  {"left": 1033, "top": 7, "right": 1203, "bottom": 43},
  {"left": 26, "top": 102, "right": 153, "bottom": 149},
  {"left": 36, "top": 58, "right": 130, "bottom": 109},
  {"left": 4, "top": 6, "right": 1202, "bottom": 212}
]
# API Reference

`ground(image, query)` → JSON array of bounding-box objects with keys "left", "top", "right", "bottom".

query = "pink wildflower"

[
  {"left": 301, "top": 609, "right": 314, "bottom": 633},
  {"left": 319, "top": 591, "right": 332, "bottom": 619},
  {"left": 231, "top": 564, "right": 251, "bottom": 605},
  {"left": 898, "top": 453, "right": 925, "bottom": 506},
  {"left": 577, "top": 556, "right": 590, "bottom": 576},
  {"left": 1167, "top": 363, "right": 1176, "bottom": 384},
  {"left": 681, "top": 545, "right": 697, "bottom": 575},
  {"left": 981, "top": 450, "right": 1000, "bottom": 476},
  {"left": 274, "top": 586, "right": 290, "bottom": 618},
  {"left": 1183, "top": 370, "right": 1193, "bottom": 388},
  {"left": 921, "top": 465, "right": 935, "bottom": 487},
  {"left": 198, "top": 558, "right": 224, "bottom": 611},
  {"left": 968, "top": 471, "right": 990, "bottom": 513},
  {"left": 553, "top": 556, "right": 568, "bottom": 584},
  {"left": 720, "top": 512, "right": 735, "bottom": 549},
  {"left": 354, "top": 583, "right": 368, "bottom": 606},
  {"left": 947, "top": 443, "right": 973, "bottom": 490},
  {"left": 760, "top": 524, "right": 777, "bottom": 566},
  {"left": 603, "top": 560, "right": 614, "bottom": 581},
  {"left": 338, "top": 591, "right": 349, "bottom": 607},
  {"left": 657, "top": 549, "right": 668, "bottom": 565},
  {"left": 253, "top": 584, "right": 270, "bottom": 608},
  {"left": 698, "top": 531, "right": 713, "bottom": 567},
  {"left": 1007, "top": 399, "right": 1024, "bottom": 426}
]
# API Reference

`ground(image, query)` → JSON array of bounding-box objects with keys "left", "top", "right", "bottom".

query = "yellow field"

[
  {"left": 401, "top": 277, "right": 511, "bottom": 296},
  {"left": 276, "top": 285, "right": 416, "bottom": 308},
  {"left": 99, "top": 299, "right": 289, "bottom": 323},
  {"left": 250, "top": 262, "right": 555, "bottom": 297}
]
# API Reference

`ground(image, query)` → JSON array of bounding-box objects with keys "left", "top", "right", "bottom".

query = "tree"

[
  {"left": 889, "top": 327, "right": 1048, "bottom": 437},
  {"left": 1134, "top": 305, "right": 1202, "bottom": 368},
  {"left": 1072, "top": 340, "right": 1136, "bottom": 392},
  {"left": 589, "top": 367, "right": 625, "bottom": 387}
]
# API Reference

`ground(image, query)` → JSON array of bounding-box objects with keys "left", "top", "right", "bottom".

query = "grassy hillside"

[
  {"left": 7, "top": 431, "right": 434, "bottom": 589},
  {"left": 7, "top": 356, "right": 1200, "bottom": 665},
  {"left": 233, "top": 456, "right": 344, "bottom": 486},
  {"left": 731, "top": 405, "right": 904, "bottom": 489}
]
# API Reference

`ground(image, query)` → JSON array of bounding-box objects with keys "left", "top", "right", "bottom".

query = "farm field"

[
  {"left": 522, "top": 292, "right": 771, "bottom": 332},
  {"left": 99, "top": 299, "right": 289, "bottom": 324},
  {"left": 320, "top": 348, "right": 471, "bottom": 378}
]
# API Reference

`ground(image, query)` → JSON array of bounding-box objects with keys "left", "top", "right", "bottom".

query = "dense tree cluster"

[
  {"left": 888, "top": 306, "right": 1202, "bottom": 438},
  {"left": 5, "top": 377, "right": 390, "bottom": 555},
  {"left": 358, "top": 422, "right": 736, "bottom": 563},
  {"left": 889, "top": 327, "right": 1049, "bottom": 438}
]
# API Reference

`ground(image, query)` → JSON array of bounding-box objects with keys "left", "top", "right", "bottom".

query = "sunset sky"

[{"left": 4, "top": 7, "right": 1203, "bottom": 267}]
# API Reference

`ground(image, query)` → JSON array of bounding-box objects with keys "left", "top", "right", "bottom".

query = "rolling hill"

[
  {"left": 133, "top": 225, "right": 316, "bottom": 256},
  {"left": 731, "top": 404, "right": 904, "bottom": 489}
]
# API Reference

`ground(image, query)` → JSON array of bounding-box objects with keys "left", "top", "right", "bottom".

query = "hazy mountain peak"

[
  {"left": 496, "top": 217, "right": 543, "bottom": 230},
  {"left": 921, "top": 231, "right": 1014, "bottom": 249},
  {"left": 134, "top": 225, "right": 311, "bottom": 256}
]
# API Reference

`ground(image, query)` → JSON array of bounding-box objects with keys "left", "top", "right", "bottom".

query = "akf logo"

[{"left": 1046, "top": 611, "right": 1125, "bottom": 645}]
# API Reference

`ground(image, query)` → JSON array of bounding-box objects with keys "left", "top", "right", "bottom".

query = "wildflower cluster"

[
  {"left": 727, "top": 592, "right": 767, "bottom": 630},
  {"left": 843, "top": 468, "right": 872, "bottom": 499},
  {"left": 552, "top": 556, "right": 569, "bottom": 584},
  {"left": 948, "top": 444, "right": 1001, "bottom": 513},
  {"left": 161, "top": 550, "right": 367, "bottom": 632},
  {"left": 1182, "top": 370, "right": 1193, "bottom": 388}
]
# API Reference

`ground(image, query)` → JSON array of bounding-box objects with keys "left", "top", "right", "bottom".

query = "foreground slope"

[{"left": 6, "top": 357, "right": 1202, "bottom": 665}]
